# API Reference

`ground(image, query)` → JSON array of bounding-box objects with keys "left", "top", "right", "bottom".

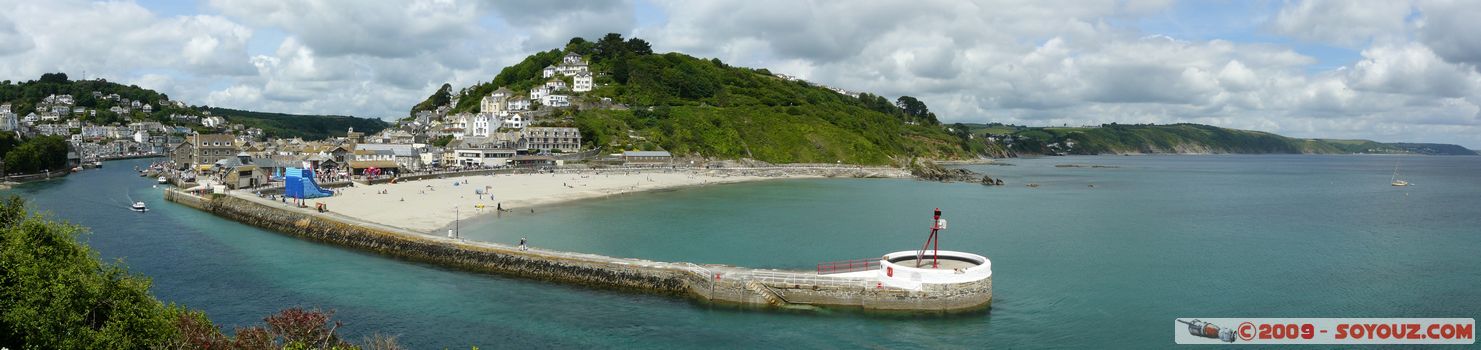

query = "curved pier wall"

[
  {"left": 163, "top": 189, "right": 989, "bottom": 313},
  {"left": 164, "top": 190, "right": 710, "bottom": 297}
]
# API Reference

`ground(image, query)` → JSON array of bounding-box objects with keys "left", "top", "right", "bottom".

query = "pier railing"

[{"left": 816, "top": 258, "right": 881, "bottom": 275}]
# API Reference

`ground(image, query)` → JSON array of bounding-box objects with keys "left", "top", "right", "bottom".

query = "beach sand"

[{"left": 309, "top": 170, "right": 799, "bottom": 233}]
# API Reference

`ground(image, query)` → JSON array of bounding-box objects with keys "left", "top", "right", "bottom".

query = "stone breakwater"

[{"left": 164, "top": 189, "right": 990, "bottom": 313}]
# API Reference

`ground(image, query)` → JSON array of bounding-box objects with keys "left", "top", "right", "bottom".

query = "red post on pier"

[{"left": 916, "top": 208, "right": 945, "bottom": 268}]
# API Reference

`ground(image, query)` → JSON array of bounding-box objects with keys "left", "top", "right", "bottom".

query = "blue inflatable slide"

[{"left": 284, "top": 167, "right": 334, "bottom": 199}]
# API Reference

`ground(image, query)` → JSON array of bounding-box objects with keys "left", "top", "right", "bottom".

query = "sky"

[{"left": 2, "top": 0, "right": 1480, "bottom": 148}]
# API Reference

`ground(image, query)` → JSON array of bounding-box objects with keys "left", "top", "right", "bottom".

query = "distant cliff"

[{"left": 970, "top": 123, "right": 1477, "bottom": 156}]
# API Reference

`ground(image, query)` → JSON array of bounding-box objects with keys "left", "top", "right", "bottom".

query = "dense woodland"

[
  {"left": 203, "top": 107, "right": 388, "bottom": 141},
  {"left": 0, "top": 134, "right": 70, "bottom": 174}
]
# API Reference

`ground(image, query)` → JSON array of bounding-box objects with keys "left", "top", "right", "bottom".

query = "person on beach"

[{"left": 519, "top": 237, "right": 527, "bottom": 251}]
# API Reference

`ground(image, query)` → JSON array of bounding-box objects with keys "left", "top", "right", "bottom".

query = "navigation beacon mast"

[{"left": 915, "top": 208, "right": 948, "bottom": 268}]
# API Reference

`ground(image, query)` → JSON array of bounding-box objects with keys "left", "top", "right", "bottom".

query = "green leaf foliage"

[
  {"left": 0, "top": 196, "right": 179, "bottom": 349},
  {"left": 2, "top": 135, "right": 70, "bottom": 175}
]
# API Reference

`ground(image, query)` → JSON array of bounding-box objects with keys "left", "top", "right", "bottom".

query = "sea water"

[{"left": 6, "top": 155, "right": 1479, "bottom": 348}]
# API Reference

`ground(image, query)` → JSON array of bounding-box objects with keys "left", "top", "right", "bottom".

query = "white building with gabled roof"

[
  {"left": 501, "top": 113, "right": 526, "bottom": 129},
  {"left": 507, "top": 96, "right": 530, "bottom": 111},
  {"left": 480, "top": 87, "right": 513, "bottom": 115},
  {"left": 573, "top": 72, "right": 593, "bottom": 92}
]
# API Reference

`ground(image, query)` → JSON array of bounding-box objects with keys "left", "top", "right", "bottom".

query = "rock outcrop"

[{"left": 908, "top": 159, "right": 1003, "bottom": 186}]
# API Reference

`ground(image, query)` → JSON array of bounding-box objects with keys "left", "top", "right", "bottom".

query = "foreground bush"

[{"left": 0, "top": 196, "right": 401, "bottom": 349}]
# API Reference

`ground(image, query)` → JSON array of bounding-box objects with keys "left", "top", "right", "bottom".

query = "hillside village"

[
  {"left": 0, "top": 87, "right": 264, "bottom": 167},
  {"left": 0, "top": 54, "right": 626, "bottom": 185}
]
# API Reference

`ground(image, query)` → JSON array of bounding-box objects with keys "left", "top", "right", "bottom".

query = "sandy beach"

[{"left": 306, "top": 170, "right": 801, "bottom": 233}]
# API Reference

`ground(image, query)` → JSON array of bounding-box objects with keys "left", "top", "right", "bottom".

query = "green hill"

[
  {"left": 424, "top": 34, "right": 984, "bottom": 165},
  {"left": 976, "top": 123, "right": 1476, "bottom": 155},
  {"left": 1, "top": 73, "right": 388, "bottom": 141},
  {"left": 203, "top": 107, "right": 388, "bottom": 140},
  {"left": 0, "top": 73, "right": 185, "bottom": 126}
]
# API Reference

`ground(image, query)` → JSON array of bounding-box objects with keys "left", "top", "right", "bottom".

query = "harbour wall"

[{"left": 163, "top": 188, "right": 989, "bottom": 313}]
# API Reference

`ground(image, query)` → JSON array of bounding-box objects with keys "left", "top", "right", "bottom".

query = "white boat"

[
  {"left": 157, "top": 176, "right": 169, "bottom": 184},
  {"left": 130, "top": 201, "right": 148, "bottom": 212},
  {"left": 1391, "top": 161, "right": 1410, "bottom": 186}
]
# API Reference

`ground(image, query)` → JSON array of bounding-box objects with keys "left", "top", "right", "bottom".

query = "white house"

[
  {"left": 507, "top": 97, "right": 531, "bottom": 111},
  {"left": 573, "top": 72, "right": 593, "bottom": 92},
  {"left": 501, "top": 113, "right": 526, "bottom": 129},
  {"left": 559, "top": 64, "right": 588, "bottom": 76},
  {"left": 530, "top": 86, "right": 549, "bottom": 102},
  {"left": 542, "top": 65, "right": 558, "bottom": 79},
  {"left": 563, "top": 52, "right": 583, "bottom": 65},
  {"left": 470, "top": 113, "right": 496, "bottom": 137},
  {"left": 453, "top": 148, "right": 516, "bottom": 167},
  {"left": 545, "top": 79, "right": 568, "bottom": 91},
  {"left": 544, "top": 94, "right": 570, "bottom": 108}
]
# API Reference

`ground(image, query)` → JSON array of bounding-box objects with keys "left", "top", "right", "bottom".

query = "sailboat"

[{"left": 1390, "top": 161, "right": 1410, "bottom": 187}]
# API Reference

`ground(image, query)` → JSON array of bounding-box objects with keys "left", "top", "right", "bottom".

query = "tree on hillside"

[
  {"left": 2, "top": 136, "right": 69, "bottom": 175},
  {"left": 38, "top": 72, "right": 68, "bottom": 84},
  {"left": 565, "top": 37, "right": 594, "bottom": 56},
  {"left": 408, "top": 83, "right": 452, "bottom": 117},
  {"left": 895, "top": 96, "right": 928, "bottom": 119},
  {"left": 626, "top": 38, "right": 653, "bottom": 55},
  {"left": 594, "top": 33, "right": 627, "bottom": 62}
]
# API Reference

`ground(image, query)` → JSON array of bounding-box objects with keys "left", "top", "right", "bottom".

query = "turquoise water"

[{"left": 6, "top": 155, "right": 1480, "bottom": 348}]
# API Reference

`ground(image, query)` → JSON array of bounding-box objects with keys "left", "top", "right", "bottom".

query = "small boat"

[
  {"left": 1391, "top": 161, "right": 1410, "bottom": 186},
  {"left": 130, "top": 201, "right": 148, "bottom": 212},
  {"left": 157, "top": 176, "right": 169, "bottom": 184}
]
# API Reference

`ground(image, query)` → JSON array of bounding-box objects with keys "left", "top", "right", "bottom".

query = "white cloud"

[
  {"left": 0, "top": 0, "right": 254, "bottom": 79},
  {"left": 1270, "top": 0, "right": 1414, "bottom": 46},
  {"left": 1416, "top": 0, "right": 1481, "bottom": 69},
  {"left": 1345, "top": 42, "right": 1479, "bottom": 98},
  {"left": 2, "top": 0, "right": 1480, "bottom": 147},
  {"left": 206, "top": 0, "right": 481, "bottom": 58},
  {"left": 484, "top": 0, "right": 636, "bottom": 50},
  {"left": 0, "top": 14, "right": 34, "bottom": 56}
]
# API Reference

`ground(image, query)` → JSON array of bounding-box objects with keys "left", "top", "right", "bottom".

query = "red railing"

[{"left": 816, "top": 258, "right": 881, "bottom": 275}]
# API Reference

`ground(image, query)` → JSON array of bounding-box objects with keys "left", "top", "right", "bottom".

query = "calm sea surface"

[{"left": 6, "top": 155, "right": 1479, "bottom": 348}]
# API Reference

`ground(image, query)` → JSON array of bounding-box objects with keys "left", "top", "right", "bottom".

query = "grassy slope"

[{"left": 444, "top": 48, "right": 975, "bottom": 165}]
